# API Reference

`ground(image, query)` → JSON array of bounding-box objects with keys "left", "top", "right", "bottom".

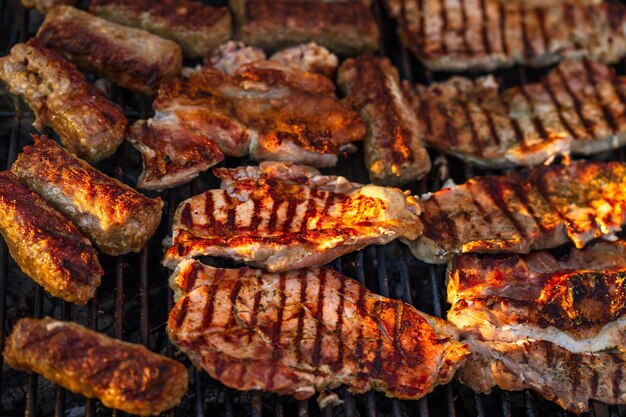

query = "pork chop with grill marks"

[
  {"left": 167, "top": 259, "right": 468, "bottom": 406},
  {"left": 405, "top": 161, "right": 626, "bottom": 264},
  {"left": 447, "top": 241, "right": 626, "bottom": 412},
  {"left": 128, "top": 58, "right": 365, "bottom": 189},
  {"left": 390, "top": 0, "right": 626, "bottom": 72},
  {"left": 162, "top": 162, "right": 423, "bottom": 271},
  {"left": 403, "top": 60, "right": 626, "bottom": 168}
]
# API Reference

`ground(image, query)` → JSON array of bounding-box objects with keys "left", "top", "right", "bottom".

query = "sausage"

[
  {"left": 0, "top": 39, "right": 126, "bottom": 162},
  {"left": 3, "top": 317, "right": 188, "bottom": 416},
  {"left": 0, "top": 171, "right": 102, "bottom": 304},
  {"left": 11, "top": 136, "right": 164, "bottom": 256},
  {"left": 37, "top": 5, "right": 182, "bottom": 94}
]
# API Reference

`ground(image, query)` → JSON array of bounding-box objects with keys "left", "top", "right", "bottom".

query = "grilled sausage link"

[
  {"left": 37, "top": 5, "right": 182, "bottom": 94},
  {"left": 11, "top": 137, "right": 164, "bottom": 256},
  {"left": 0, "top": 39, "right": 126, "bottom": 162},
  {"left": 0, "top": 171, "right": 102, "bottom": 304},
  {"left": 3, "top": 317, "right": 188, "bottom": 416}
]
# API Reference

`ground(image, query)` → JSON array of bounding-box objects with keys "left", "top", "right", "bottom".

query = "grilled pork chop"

[
  {"left": 129, "top": 59, "right": 365, "bottom": 187},
  {"left": 4, "top": 317, "right": 188, "bottom": 416},
  {"left": 447, "top": 241, "right": 626, "bottom": 412},
  {"left": 89, "top": 0, "right": 231, "bottom": 58},
  {"left": 0, "top": 39, "right": 126, "bottom": 162},
  {"left": 390, "top": 0, "right": 626, "bottom": 72},
  {"left": 403, "top": 60, "right": 626, "bottom": 168},
  {"left": 338, "top": 55, "right": 431, "bottom": 186},
  {"left": 168, "top": 259, "right": 468, "bottom": 405},
  {"left": 162, "top": 162, "right": 423, "bottom": 271},
  {"left": 406, "top": 161, "right": 626, "bottom": 264}
]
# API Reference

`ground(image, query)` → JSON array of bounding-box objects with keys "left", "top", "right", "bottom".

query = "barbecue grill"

[{"left": 1, "top": 0, "right": 625, "bottom": 416}]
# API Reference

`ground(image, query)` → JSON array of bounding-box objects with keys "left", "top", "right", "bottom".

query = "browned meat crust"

[
  {"left": 162, "top": 162, "right": 423, "bottom": 271},
  {"left": 231, "top": 1, "right": 379, "bottom": 56},
  {"left": 0, "top": 39, "right": 126, "bottom": 162},
  {"left": 393, "top": 0, "right": 626, "bottom": 71},
  {"left": 406, "top": 161, "right": 626, "bottom": 264},
  {"left": 21, "top": 0, "right": 75, "bottom": 13},
  {"left": 0, "top": 171, "right": 102, "bottom": 304},
  {"left": 127, "top": 118, "right": 225, "bottom": 190},
  {"left": 448, "top": 241, "right": 626, "bottom": 412},
  {"left": 167, "top": 260, "right": 467, "bottom": 404},
  {"left": 37, "top": 6, "right": 182, "bottom": 94},
  {"left": 403, "top": 60, "right": 626, "bottom": 168},
  {"left": 338, "top": 55, "right": 431, "bottom": 186},
  {"left": 89, "top": 0, "right": 232, "bottom": 58},
  {"left": 11, "top": 137, "right": 164, "bottom": 256},
  {"left": 3, "top": 317, "right": 188, "bottom": 416}
]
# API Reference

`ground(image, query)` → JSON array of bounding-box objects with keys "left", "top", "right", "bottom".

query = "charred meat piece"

[
  {"left": 127, "top": 118, "right": 225, "bottom": 190},
  {"left": 37, "top": 6, "right": 182, "bottom": 94},
  {"left": 447, "top": 241, "right": 626, "bottom": 412},
  {"left": 231, "top": 0, "right": 379, "bottom": 56},
  {"left": 406, "top": 161, "right": 626, "bottom": 264},
  {"left": 4, "top": 317, "right": 188, "bottom": 416},
  {"left": 403, "top": 60, "right": 626, "bottom": 168},
  {"left": 0, "top": 171, "right": 102, "bottom": 304},
  {"left": 208, "top": 41, "right": 267, "bottom": 75},
  {"left": 21, "top": 0, "right": 75, "bottom": 13},
  {"left": 11, "top": 137, "right": 164, "bottom": 256},
  {"left": 392, "top": 0, "right": 626, "bottom": 71},
  {"left": 269, "top": 42, "right": 339, "bottom": 79},
  {"left": 338, "top": 55, "right": 431, "bottom": 186},
  {"left": 141, "top": 61, "right": 365, "bottom": 168},
  {"left": 0, "top": 39, "right": 126, "bottom": 162},
  {"left": 162, "top": 162, "right": 423, "bottom": 271},
  {"left": 168, "top": 260, "right": 468, "bottom": 405},
  {"left": 89, "top": 0, "right": 232, "bottom": 58}
]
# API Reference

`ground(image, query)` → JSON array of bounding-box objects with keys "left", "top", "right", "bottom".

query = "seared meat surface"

[
  {"left": 0, "top": 39, "right": 126, "bottom": 162},
  {"left": 11, "top": 137, "right": 164, "bottom": 256},
  {"left": 89, "top": 0, "right": 232, "bottom": 58},
  {"left": 21, "top": 0, "right": 75, "bottom": 13},
  {"left": 338, "top": 55, "right": 431, "bottom": 186},
  {"left": 0, "top": 171, "right": 102, "bottom": 304},
  {"left": 130, "top": 58, "right": 365, "bottom": 182},
  {"left": 403, "top": 60, "right": 626, "bottom": 168},
  {"left": 168, "top": 260, "right": 468, "bottom": 404},
  {"left": 390, "top": 0, "right": 626, "bottom": 71},
  {"left": 163, "top": 162, "right": 423, "bottom": 271},
  {"left": 448, "top": 241, "right": 626, "bottom": 412},
  {"left": 231, "top": 0, "right": 379, "bottom": 56},
  {"left": 406, "top": 161, "right": 626, "bottom": 264},
  {"left": 37, "top": 6, "right": 182, "bottom": 94},
  {"left": 4, "top": 317, "right": 188, "bottom": 416},
  {"left": 269, "top": 42, "right": 339, "bottom": 78}
]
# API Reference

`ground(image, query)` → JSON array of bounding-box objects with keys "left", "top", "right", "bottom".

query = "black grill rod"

[
  {"left": 53, "top": 302, "right": 71, "bottom": 417},
  {"left": 85, "top": 297, "right": 98, "bottom": 417},
  {"left": 137, "top": 98, "right": 151, "bottom": 347},
  {"left": 163, "top": 189, "right": 177, "bottom": 417},
  {"left": 25, "top": 286, "right": 44, "bottom": 417}
]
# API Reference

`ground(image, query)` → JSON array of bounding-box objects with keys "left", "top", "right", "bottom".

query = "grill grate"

[{"left": 1, "top": 0, "right": 626, "bottom": 416}]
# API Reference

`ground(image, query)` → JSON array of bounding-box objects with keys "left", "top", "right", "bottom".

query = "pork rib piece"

[
  {"left": 403, "top": 60, "right": 626, "bottom": 168},
  {"left": 405, "top": 161, "right": 626, "bottom": 264},
  {"left": 447, "top": 240, "right": 626, "bottom": 412},
  {"left": 389, "top": 0, "right": 626, "bottom": 72},
  {"left": 163, "top": 162, "right": 423, "bottom": 271},
  {"left": 168, "top": 259, "right": 468, "bottom": 406}
]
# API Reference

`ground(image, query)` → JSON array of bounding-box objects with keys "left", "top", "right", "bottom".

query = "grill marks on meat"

[
  {"left": 0, "top": 39, "right": 126, "bottom": 162},
  {"left": 231, "top": 0, "right": 379, "bottom": 56},
  {"left": 3, "top": 318, "right": 188, "bottom": 416},
  {"left": 0, "top": 171, "right": 102, "bottom": 304},
  {"left": 129, "top": 60, "right": 365, "bottom": 187},
  {"left": 163, "top": 162, "right": 423, "bottom": 271},
  {"left": 392, "top": 0, "right": 626, "bottom": 71},
  {"left": 37, "top": 6, "right": 182, "bottom": 94},
  {"left": 167, "top": 260, "right": 468, "bottom": 404},
  {"left": 338, "top": 55, "right": 431, "bottom": 186},
  {"left": 403, "top": 60, "right": 626, "bottom": 168},
  {"left": 89, "top": 0, "right": 232, "bottom": 58},
  {"left": 11, "top": 137, "right": 164, "bottom": 256},
  {"left": 448, "top": 241, "right": 626, "bottom": 412},
  {"left": 406, "top": 161, "right": 626, "bottom": 264}
]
